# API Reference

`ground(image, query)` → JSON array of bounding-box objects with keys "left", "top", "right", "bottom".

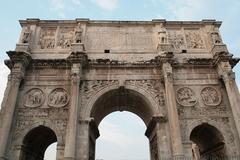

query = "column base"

[
  {"left": 0, "top": 156, "right": 8, "bottom": 160},
  {"left": 172, "top": 155, "right": 185, "bottom": 160},
  {"left": 63, "top": 157, "right": 75, "bottom": 160}
]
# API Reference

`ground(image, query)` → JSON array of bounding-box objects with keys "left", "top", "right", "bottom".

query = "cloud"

[
  {"left": 49, "top": 0, "right": 84, "bottom": 18},
  {"left": 94, "top": 0, "right": 118, "bottom": 11},
  {"left": 98, "top": 120, "right": 133, "bottom": 147}
]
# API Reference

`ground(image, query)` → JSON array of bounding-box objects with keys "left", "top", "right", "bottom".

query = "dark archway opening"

[
  {"left": 20, "top": 125, "right": 57, "bottom": 160},
  {"left": 190, "top": 124, "right": 226, "bottom": 159}
]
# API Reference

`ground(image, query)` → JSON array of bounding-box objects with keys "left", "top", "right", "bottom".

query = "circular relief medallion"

[
  {"left": 176, "top": 87, "right": 197, "bottom": 107},
  {"left": 201, "top": 87, "right": 221, "bottom": 106},
  {"left": 48, "top": 88, "right": 69, "bottom": 107},
  {"left": 24, "top": 88, "right": 45, "bottom": 108}
]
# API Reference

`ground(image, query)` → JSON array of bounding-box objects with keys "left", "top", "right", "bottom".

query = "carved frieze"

[
  {"left": 14, "top": 108, "right": 68, "bottom": 138},
  {"left": 57, "top": 27, "right": 74, "bottom": 48},
  {"left": 83, "top": 80, "right": 119, "bottom": 100},
  {"left": 38, "top": 28, "right": 56, "bottom": 49},
  {"left": 185, "top": 30, "right": 205, "bottom": 49},
  {"left": 48, "top": 88, "right": 69, "bottom": 107},
  {"left": 168, "top": 30, "right": 185, "bottom": 49},
  {"left": 126, "top": 80, "right": 165, "bottom": 106},
  {"left": 24, "top": 88, "right": 45, "bottom": 108},
  {"left": 176, "top": 87, "right": 197, "bottom": 107},
  {"left": 201, "top": 87, "right": 221, "bottom": 106}
]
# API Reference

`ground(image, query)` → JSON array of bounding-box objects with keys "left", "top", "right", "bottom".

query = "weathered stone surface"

[{"left": 0, "top": 18, "right": 239, "bottom": 160}]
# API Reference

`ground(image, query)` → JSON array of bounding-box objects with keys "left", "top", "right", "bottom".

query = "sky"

[{"left": 0, "top": 0, "right": 240, "bottom": 160}]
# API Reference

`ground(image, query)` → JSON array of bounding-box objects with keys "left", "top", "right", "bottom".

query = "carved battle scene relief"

[
  {"left": 176, "top": 87, "right": 197, "bottom": 107},
  {"left": 24, "top": 88, "right": 45, "bottom": 108},
  {"left": 185, "top": 30, "right": 205, "bottom": 49},
  {"left": 168, "top": 30, "right": 186, "bottom": 49},
  {"left": 201, "top": 87, "right": 221, "bottom": 106},
  {"left": 38, "top": 28, "right": 56, "bottom": 49},
  {"left": 57, "top": 27, "right": 74, "bottom": 48},
  {"left": 48, "top": 88, "right": 69, "bottom": 108}
]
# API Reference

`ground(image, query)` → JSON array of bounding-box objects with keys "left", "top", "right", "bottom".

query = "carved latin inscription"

[
  {"left": 176, "top": 87, "right": 197, "bottom": 107},
  {"left": 48, "top": 88, "right": 69, "bottom": 107},
  {"left": 24, "top": 88, "right": 45, "bottom": 108},
  {"left": 201, "top": 87, "right": 221, "bottom": 106}
]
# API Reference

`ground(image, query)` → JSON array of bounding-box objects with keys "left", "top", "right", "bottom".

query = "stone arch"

[
  {"left": 84, "top": 83, "right": 162, "bottom": 126},
  {"left": 187, "top": 119, "right": 233, "bottom": 150},
  {"left": 190, "top": 123, "right": 227, "bottom": 159},
  {"left": 19, "top": 125, "right": 58, "bottom": 160},
  {"left": 14, "top": 121, "right": 61, "bottom": 146}
]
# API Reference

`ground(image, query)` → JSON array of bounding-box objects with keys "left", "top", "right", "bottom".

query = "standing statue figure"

[
  {"left": 21, "top": 26, "right": 31, "bottom": 43},
  {"left": 158, "top": 23, "right": 167, "bottom": 44},
  {"left": 211, "top": 26, "right": 222, "bottom": 44},
  {"left": 74, "top": 22, "right": 83, "bottom": 43}
]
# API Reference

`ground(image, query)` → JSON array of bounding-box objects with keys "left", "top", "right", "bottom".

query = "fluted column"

[
  {"left": 0, "top": 51, "right": 31, "bottom": 160},
  {"left": 64, "top": 52, "right": 87, "bottom": 160},
  {"left": 162, "top": 62, "right": 184, "bottom": 158},
  {"left": 217, "top": 60, "right": 240, "bottom": 138}
]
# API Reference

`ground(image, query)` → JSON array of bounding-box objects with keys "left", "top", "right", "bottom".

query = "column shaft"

[
  {"left": 64, "top": 64, "right": 81, "bottom": 160},
  {"left": 0, "top": 67, "right": 24, "bottom": 159},
  {"left": 162, "top": 62, "right": 184, "bottom": 157}
]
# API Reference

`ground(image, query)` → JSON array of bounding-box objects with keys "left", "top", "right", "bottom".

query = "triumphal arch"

[{"left": 0, "top": 18, "right": 240, "bottom": 160}]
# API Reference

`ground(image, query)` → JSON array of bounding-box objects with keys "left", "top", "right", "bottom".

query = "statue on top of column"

[
  {"left": 74, "top": 22, "right": 83, "bottom": 43},
  {"left": 21, "top": 26, "right": 31, "bottom": 44},
  {"left": 158, "top": 23, "right": 168, "bottom": 44}
]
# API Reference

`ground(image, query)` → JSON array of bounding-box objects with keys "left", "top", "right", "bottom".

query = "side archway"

[
  {"left": 190, "top": 123, "right": 227, "bottom": 159},
  {"left": 19, "top": 125, "right": 57, "bottom": 160}
]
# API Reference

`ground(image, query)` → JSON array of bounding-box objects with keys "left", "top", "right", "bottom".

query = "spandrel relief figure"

[
  {"left": 48, "top": 88, "right": 69, "bottom": 107},
  {"left": 74, "top": 22, "right": 83, "bottom": 43},
  {"left": 24, "top": 89, "right": 45, "bottom": 108},
  {"left": 176, "top": 87, "right": 197, "bottom": 106},
  {"left": 21, "top": 26, "right": 31, "bottom": 43},
  {"left": 201, "top": 87, "right": 221, "bottom": 106}
]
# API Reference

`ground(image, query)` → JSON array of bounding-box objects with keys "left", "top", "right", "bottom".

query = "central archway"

[
  {"left": 96, "top": 111, "right": 150, "bottom": 160},
  {"left": 87, "top": 86, "right": 160, "bottom": 160}
]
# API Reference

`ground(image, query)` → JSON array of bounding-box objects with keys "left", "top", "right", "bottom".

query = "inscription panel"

[{"left": 85, "top": 25, "right": 156, "bottom": 52}]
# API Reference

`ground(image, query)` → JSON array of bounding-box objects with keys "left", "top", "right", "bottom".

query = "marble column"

[
  {"left": 64, "top": 63, "right": 82, "bottom": 160},
  {"left": 162, "top": 62, "right": 184, "bottom": 158},
  {"left": 0, "top": 51, "right": 31, "bottom": 160},
  {"left": 217, "top": 61, "right": 240, "bottom": 138}
]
